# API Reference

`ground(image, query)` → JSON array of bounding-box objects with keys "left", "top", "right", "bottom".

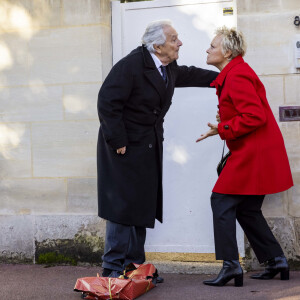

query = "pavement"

[{"left": 1, "top": 263, "right": 300, "bottom": 300}]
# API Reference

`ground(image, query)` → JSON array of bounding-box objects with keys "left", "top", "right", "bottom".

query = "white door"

[{"left": 112, "top": 0, "right": 244, "bottom": 256}]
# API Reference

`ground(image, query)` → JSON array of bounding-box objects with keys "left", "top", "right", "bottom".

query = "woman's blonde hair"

[{"left": 215, "top": 26, "right": 246, "bottom": 59}]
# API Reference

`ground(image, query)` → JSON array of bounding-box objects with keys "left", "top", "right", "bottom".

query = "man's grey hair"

[{"left": 141, "top": 19, "right": 172, "bottom": 53}]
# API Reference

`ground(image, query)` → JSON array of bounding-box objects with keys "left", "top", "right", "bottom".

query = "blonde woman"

[{"left": 197, "top": 27, "right": 293, "bottom": 287}]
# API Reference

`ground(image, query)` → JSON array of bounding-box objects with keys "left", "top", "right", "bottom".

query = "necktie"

[{"left": 160, "top": 65, "right": 168, "bottom": 86}]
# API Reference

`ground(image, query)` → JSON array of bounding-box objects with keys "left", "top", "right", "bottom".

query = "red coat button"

[{"left": 224, "top": 125, "right": 229, "bottom": 129}]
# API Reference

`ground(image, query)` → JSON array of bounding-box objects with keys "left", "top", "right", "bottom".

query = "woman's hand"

[
  {"left": 196, "top": 123, "right": 218, "bottom": 142},
  {"left": 216, "top": 110, "right": 220, "bottom": 123}
]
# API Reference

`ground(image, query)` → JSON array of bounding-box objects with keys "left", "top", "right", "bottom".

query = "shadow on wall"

[
  {"left": 0, "top": 124, "right": 25, "bottom": 159},
  {"left": 0, "top": 1, "right": 47, "bottom": 160},
  {"left": 0, "top": 1, "right": 41, "bottom": 83}
]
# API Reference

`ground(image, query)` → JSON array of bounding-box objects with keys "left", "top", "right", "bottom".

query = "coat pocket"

[{"left": 127, "top": 132, "right": 142, "bottom": 146}]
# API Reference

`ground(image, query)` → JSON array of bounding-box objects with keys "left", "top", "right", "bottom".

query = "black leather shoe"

[
  {"left": 102, "top": 268, "right": 113, "bottom": 277},
  {"left": 250, "top": 255, "right": 289, "bottom": 280},
  {"left": 149, "top": 270, "right": 164, "bottom": 284},
  {"left": 203, "top": 260, "right": 243, "bottom": 287},
  {"left": 102, "top": 268, "right": 124, "bottom": 278},
  {"left": 156, "top": 276, "right": 164, "bottom": 283},
  {"left": 108, "top": 270, "right": 124, "bottom": 278}
]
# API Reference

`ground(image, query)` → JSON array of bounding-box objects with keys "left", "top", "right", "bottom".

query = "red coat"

[{"left": 212, "top": 56, "right": 293, "bottom": 195}]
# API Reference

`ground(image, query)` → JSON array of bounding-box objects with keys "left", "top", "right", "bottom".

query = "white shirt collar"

[{"left": 150, "top": 52, "right": 167, "bottom": 69}]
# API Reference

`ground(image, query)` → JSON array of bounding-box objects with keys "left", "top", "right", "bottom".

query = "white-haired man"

[{"left": 97, "top": 20, "right": 218, "bottom": 279}]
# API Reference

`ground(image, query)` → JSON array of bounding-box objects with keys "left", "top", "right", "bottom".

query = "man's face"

[{"left": 155, "top": 26, "right": 183, "bottom": 64}]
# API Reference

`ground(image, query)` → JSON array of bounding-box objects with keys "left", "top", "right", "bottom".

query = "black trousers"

[
  {"left": 102, "top": 220, "right": 146, "bottom": 271},
  {"left": 211, "top": 192, "right": 283, "bottom": 263}
]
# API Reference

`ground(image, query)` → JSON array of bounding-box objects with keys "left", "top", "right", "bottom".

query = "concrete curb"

[{"left": 146, "top": 260, "right": 225, "bottom": 274}]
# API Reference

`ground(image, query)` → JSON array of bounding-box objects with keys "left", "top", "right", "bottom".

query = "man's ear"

[{"left": 153, "top": 44, "right": 161, "bottom": 54}]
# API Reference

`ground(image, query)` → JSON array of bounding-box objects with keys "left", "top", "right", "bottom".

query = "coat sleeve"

[
  {"left": 174, "top": 63, "right": 218, "bottom": 87},
  {"left": 218, "top": 73, "right": 267, "bottom": 141},
  {"left": 97, "top": 59, "right": 133, "bottom": 149}
]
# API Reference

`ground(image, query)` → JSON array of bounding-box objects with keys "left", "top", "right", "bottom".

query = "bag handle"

[{"left": 221, "top": 140, "right": 225, "bottom": 160}]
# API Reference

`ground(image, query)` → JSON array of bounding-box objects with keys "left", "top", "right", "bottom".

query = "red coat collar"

[{"left": 210, "top": 55, "right": 244, "bottom": 89}]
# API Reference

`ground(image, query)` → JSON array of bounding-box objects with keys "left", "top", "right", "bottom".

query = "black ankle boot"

[
  {"left": 203, "top": 260, "right": 243, "bottom": 287},
  {"left": 250, "top": 255, "right": 289, "bottom": 280}
]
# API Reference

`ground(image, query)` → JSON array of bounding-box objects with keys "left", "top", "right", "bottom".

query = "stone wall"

[
  {"left": 237, "top": 0, "right": 300, "bottom": 269},
  {"left": 0, "top": 0, "right": 111, "bottom": 264}
]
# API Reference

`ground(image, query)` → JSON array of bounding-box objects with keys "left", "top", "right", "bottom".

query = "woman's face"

[{"left": 206, "top": 35, "right": 228, "bottom": 70}]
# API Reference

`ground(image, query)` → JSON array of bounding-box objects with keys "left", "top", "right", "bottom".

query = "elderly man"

[{"left": 97, "top": 20, "right": 218, "bottom": 279}]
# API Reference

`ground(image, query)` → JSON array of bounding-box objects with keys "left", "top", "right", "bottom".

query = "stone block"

[
  {"left": 262, "top": 192, "right": 288, "bottom": 217},
  {"left": 34, "top": 215, "right": 105, "bottom": 264},
  {"left": 285, "top": 75, "right": 300, "bottom": 105},
  {"left": 32, "top": 120, "right": 98, "bottom": 177},
  {"left": 34, "top": 215, "right": 105, "bottom": 241},
  {"left": 100, "top": 0, "right": 111, "bottom": 26},
  {"left": 0, "top": 179, "right": 66, "bottom": 215},
  {"left": 288, "top": 172, "right": 300, "bottom": 217},
  {"left": 67, "top": 178, "right": 98, "bottom": 213},
  {"left": 279, "top": 122, "right": 300, "bottom": 173},
  {"left": 244, "top": 216, "right": 300, "bottom": 270},
  {"left": 0, "top": 123, "right": 31, "bottom": 178},
  {"left": 0, "top": 215, "right": 34, "bottom": 263},
  {"left": 0, "top": 85, "right": 63, "bottom": 122},
  {"left": 26, "top": 0, "right": 63, "bottom": 28},
  {"left": 100, "top": 25, "right": 112, "bottom": 79},
  {"left": 243, "top": 236, "right": 261, "bottom": 270},
  {"left": 294, "top": 218, "right": 300, "bottom": 250},
  {"left": 0, "top": 0, "right": 62, "bottom": 30},
  {"left": 266, "top": 217, "right": 299, "bottom": 260},
  {"left": 63, "top": 84, "right": 99, "bottom": 120},
  {"left": 259, "top": 76, "right": 284, "bottom": 121},
  {"left": 63, "top": 0, "right": 101, "bottom": 26},
  {"left": 0, "top": 33, "right": 29, "bottom": 86},
  {"left": 238, "top": 0, "right": 299, "bottom": 14},
  {"left": 238, "top": 13, "right": 297, "bottom": 75},
  {"left": 28, "top": 26, "right": 102, "bottom": 84}
]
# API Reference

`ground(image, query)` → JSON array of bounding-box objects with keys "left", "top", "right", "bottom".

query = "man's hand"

[
  {"left": 196, "top": 123, "right": 218, "bottom": 142},
  {"left": 216, "top": 110, "right": 220, "bottom": 123},
  {"left": 116, "top": 146, "right": 126, "bottom": 155}
]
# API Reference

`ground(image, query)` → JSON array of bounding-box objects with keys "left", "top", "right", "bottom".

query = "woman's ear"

[{"left": 224, "top": 50, "right": 232, "bottom": 60}]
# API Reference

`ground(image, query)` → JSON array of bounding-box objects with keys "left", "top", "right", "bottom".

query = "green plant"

[{"left": 37, "top": 252, "right": 77, "bottom": 266}]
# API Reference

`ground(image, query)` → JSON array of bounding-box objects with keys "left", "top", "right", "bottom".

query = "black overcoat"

[{"left": 97, "top": 46, "right": 218, "bottom": 228}]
